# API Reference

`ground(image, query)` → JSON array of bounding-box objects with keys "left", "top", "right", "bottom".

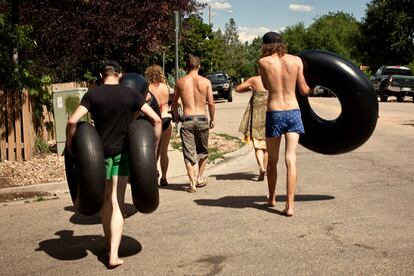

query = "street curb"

[{"left": 0, "top": 144, "right": 253, "bottom": 196}]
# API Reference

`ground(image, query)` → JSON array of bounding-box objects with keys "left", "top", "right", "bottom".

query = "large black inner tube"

[
  {"left": 128, "top": 118, "right": 159, "bottom": 213},
  {"left": 120, "top": 73, "right": 149, "bottom": 99},
  {"left": 64, "top": 122, "right": 106, "bottom": 215},
  {"left": 297, "top": 50, "right": 378, "bottom": 154}
]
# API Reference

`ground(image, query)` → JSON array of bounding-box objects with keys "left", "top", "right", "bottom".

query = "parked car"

[
  {"left": 312, "top": 86, "right": 336, "bottom": 97},
  {"left": 371, "top": 65, "right": 414, "bottom": 102},
  {"left": 203, "top": 71, "right": 233, "bottom": 102}
]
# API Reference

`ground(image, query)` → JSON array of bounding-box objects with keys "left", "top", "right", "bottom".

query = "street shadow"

[
  {"left": 194, "top": 195, "right": 335, "bottom": 215},
  {"left": 214, "top": 99, "right": 228, "bottom": 104},
  {"left": 35, "top": 230, "right": 141, "bottom": 268},
  {"left": 210, "top": 172, "right": 258, "bottom": 181},
  {"left": 158, "top": 182, "right": 194, "bottom": 192},
  {"left": 64, "top": 204, "right": 138, "bottom": 225}
]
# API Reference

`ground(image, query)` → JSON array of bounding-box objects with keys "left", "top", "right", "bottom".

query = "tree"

[
  {"left": 179, "top": 15, "right": 214, "bottom": 74},
  {"left": 0, "top": 1, "right": 52, "bottom": 132},
  {"left": 219, "top": 18, "right": 246, "bottom": 78},
  {"left": 283, "top": 22, "right": 308, "bottom": 55},
  {"left": 242, "top": 36, "right": 262, "bottom": 77},
  {"left": 283, "top": 12, "right": 361, "bottom": 64},
  {"left": 358, "top": 0, "right": 414, "bottom": 69},
  {"left": 0, "top": 1, "right": 38, "bottom": 91},
  {"left": 307, "top": 12, "right": 361, "bottom": 63},
  {"left": 8, "top": 0, "right": 202, "bottom": 83}
]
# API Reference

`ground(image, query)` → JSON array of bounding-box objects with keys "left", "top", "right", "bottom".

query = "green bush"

[{"left": 34, "top": 137, "right": 51, "bottom": 154}]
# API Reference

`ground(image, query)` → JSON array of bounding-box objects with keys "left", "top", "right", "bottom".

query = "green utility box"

[{"left": 52, "top": 88, "right": 89, "bottom": 155}]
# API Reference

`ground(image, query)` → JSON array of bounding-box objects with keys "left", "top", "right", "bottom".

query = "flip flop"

[
  {"left": 196, "top": 178, "right": 207, "bottom": 188},
  {"left": 159, "top": 179, "right": 168, "bottom": 186},
  {"left": 257, "top": 170, "right": 265, "bottom": 181},
  {"left": 185, "top": 186, "right": 197, "bottom": 193}
]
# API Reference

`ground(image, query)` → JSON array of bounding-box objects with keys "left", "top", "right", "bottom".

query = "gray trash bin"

[{"left": 52, "top": 88, "right": 89, "bottom": 155}]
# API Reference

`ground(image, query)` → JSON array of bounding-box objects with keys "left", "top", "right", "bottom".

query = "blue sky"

[{"left": 197, "top": 0, "right": 372, "bottom": 42}]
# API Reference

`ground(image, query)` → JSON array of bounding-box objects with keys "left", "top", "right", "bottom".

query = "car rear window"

[
  {"left": 383, "top": 68, "right": 413, "bottom": 76},
  {"left": 206, "top": 73, "right": 226, "bottom": 81}
]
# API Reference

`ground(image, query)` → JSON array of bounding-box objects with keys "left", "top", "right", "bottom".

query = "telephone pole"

[{"left": 174, "top": 11, "right": 180, "bottom": 82}]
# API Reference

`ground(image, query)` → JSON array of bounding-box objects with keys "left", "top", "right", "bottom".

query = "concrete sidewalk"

[{"left": 0, "top": 144, "right": 253, "bottom": 197}]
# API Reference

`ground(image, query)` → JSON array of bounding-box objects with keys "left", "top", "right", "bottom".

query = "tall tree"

[
  {"left": 307, "top": 12, "right": 361, "bottom": 63},
  {"left": 7, "top": 0, "right": 202, "bottom": 83},
  {"left": 283, "top": 22, "right": 308, "bottom": 55},
  {"left": 242, "top": 36, "right": 262, "bottom": 77},
  {"left": 179, "top": 15, "right": 214, "bottom": 74},
  {"left": 358, "top": 0, "right": 414, "bottom": 69},
  {"left": 220, "top": 18, "right": 246, "bottom": 78},
  {"left": 282, "top": 12, "right": 362, "bottom": 64}
]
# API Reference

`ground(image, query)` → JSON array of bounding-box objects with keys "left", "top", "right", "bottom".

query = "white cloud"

[
  {"left": 238, "top": 26, "right": 270, "bottom": 43},
  {"left": 289, "top": 4, "right": 314, "bottom": 12},
  {"left": 198, "top": 0, "right": 232, "bottom": 10},
  {"left": 238, "top": 26, "right": 287, "bottom": 43},
  {"left": 210, "top": 2, "right": 231, "bottom": 9}
]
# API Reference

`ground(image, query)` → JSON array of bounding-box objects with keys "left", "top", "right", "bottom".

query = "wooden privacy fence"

[
  {"left": 0, "top": 90, "right": 34, "bottom": 161},
  {"left": 0, "top": 81, "right": 89, "bottom": 162}
]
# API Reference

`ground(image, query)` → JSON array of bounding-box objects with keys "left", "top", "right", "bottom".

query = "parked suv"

[
  {"left": 371, "top": 65, "right": 414, "bottom": 102},
  {"left": 203, "top": 71, "right": 233, "bottom": 102}
]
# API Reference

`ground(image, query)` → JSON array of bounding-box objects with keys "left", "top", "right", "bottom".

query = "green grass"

[
  {"left": 215, "top": 133, "right": 245, "bottom": 147},
  {"left": 207, "top": 147, "right": 225, "bottom": 162},
  {"left": 169, "top": 130, "right": 243, "bottom": 163},
  {"left": 34, "top": 137, "right": 51, "bottom": 154}
]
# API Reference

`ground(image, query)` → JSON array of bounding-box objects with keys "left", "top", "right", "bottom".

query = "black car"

[
  {"left": 371, "top": 65, "right": 414, "bottom": 102},
  {"left": 203, "top": 71, "right": 233, "bottom": 102}
]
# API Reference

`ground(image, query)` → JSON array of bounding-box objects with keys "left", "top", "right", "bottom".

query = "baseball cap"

[
  {"left": 262, "top": 31, "right": 283, "bottom": 44},
  {"left": 100, "top": 59, "right": 122, "bottom": 74}
]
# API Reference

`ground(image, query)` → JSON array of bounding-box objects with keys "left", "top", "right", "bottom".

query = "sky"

[{"left": 197, "top": 0, "right": 372, "bottom": 42}]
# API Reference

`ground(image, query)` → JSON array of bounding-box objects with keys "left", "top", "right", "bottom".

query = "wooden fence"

[
  {"left": 0, "top": 81, "right": 90, "bottom": 161},
  {"left": 0, "top": 90, "right": 34, "bottom": 161}
]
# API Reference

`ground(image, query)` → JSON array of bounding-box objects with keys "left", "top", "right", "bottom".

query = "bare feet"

[
  {"left": 281, "top": 207, "right": 293, "bottom": 217},
  {"left": 267, "top": 200, "right": 276, "bottom": 207},
  {"left": 108, "top": 255, "right": 124, "bottom": 269}
]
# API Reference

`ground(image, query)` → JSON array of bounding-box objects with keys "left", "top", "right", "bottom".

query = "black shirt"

[{"left": 80, "top": 84, "right": 145, "bottom": 156}]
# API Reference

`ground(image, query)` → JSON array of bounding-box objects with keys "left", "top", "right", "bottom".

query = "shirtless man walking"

[
  {"left": 172, "top": 54, "right": 215, "bottom": 193},
  {"left": 258, "top": 32, "right": 312, "bottom": 216}
]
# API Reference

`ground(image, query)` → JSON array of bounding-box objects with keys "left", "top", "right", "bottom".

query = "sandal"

[
  {"left": 185, "top": 186, "right": 197, "bottom": 193},
  {"left": 196, "top": 177, "right": 207, "bottom": 188},
  {"left": 159, "top": 179, "right": 168, "bottom": 186},
  {"left": 257, "top": 170, "right": 266, "bottom": 181}
]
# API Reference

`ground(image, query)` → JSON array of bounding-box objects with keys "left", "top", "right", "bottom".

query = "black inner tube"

[
  {"left": 64, "top": 122, "right": 105, "bottom": 215},
  {"left": 297, "top": 50, "right": 378, "bottom": 155},
  {"left": 128, "top": 119, "right": 159, "bottom": 213}
]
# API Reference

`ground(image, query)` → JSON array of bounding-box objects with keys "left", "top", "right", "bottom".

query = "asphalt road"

[{"left": 0, "top": 93, "right": 413, "bottom": 275}]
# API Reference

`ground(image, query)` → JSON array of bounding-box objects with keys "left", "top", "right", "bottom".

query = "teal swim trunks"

[{"left": 105, "top": 153, "right": 130, "bottom": 180}]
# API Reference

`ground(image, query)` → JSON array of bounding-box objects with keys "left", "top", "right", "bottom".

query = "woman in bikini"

[{"left": 145, "top": 65, "right": 172, "bottom": 186}]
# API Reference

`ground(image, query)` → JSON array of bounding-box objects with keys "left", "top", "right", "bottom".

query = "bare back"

[
  {"left": 235, "top": 76, "right": 266, "bottom": 93},
  {"left": 175, "top": 72, "right": 214, "bottom": 116},
  {"left": 258, "top": 53, "right": 309, "bottom": 111},
  {"left": 149, "top": 82, "right": 170, "bottom": 117}
]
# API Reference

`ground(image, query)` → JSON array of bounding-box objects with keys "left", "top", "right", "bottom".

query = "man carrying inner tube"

[
  {"left": 66, "top": 60, "right": 161, "bottom": 268},
  {"left": 172, "top": 54, "right": 215, "bottom": 193},
  {"left": 258, "top": 32, "right": 313, "bottom": 217}
]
